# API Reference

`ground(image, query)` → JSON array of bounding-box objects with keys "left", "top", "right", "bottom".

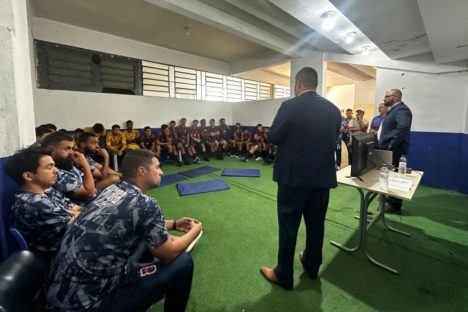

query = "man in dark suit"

[
  {"left": 378, "top": 88, "right": 413, "bottom": 214},
  {"left": 260, "top": 67, "right": 341, "bottom": 290}
]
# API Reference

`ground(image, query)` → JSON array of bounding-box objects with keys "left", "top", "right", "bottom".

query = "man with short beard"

[
  {"left": 77, "top": 132, "right": 121, "bottom": 190},
  {"left": 42, "top": 131, "right": 96, "bottom": 201},
  {"left": 378, "top": 88, "right": 412, "bottom": 214}
]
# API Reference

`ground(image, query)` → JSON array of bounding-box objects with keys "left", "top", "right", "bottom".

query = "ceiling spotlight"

[
  {"left": 345, "top": 32, "right": 357, "bottom": 44},
  {"left": 361, "top": 45, "right": 371, "bottom": 55},
  {"left": 184, "top": 26, "right": 190, "bottom": 36},
  {"left": 321, "top": 11, "right": 337, "bottom": 31}
]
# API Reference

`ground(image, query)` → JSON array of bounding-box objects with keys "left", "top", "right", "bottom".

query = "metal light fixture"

[
  {"left": 361, "top": 45, "right": 371, "bottom": 55},
  {"left": 321, "top": 11, "right": 337, "bottom": 31},
  {"left": 345, "top": 31, "right": 357, "bottom": 44}
]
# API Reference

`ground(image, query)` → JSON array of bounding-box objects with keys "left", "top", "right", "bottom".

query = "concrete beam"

[
  {"left": 145, "top": 0, "right": 303, "bottom": 58},
  {"left": 229, "top": 50, "right": 291, "bottom": 75}
]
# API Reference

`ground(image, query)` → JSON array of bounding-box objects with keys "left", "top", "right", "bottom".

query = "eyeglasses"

[{"left": 384, "top": 94, "right": 395, "bottom": 98}]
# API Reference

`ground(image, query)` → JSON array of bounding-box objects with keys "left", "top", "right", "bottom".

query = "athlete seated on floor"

[
  {"left": 242, "top": 124, "right": 265, "bottom": 162},
  {"left": 188, "top": 119, "right": 207, "bottom": 162}
]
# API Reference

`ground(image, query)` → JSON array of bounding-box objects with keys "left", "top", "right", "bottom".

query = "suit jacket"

[
  {"left": 268, "top": 91, "right": 341, "bottom": 189},
  {"left": 378, "top": 102, "right": 412, "bottom": 153}
]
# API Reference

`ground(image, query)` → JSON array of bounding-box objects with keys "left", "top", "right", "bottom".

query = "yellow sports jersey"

[
  {"left": 122, "top": 130, "right": 140, "bottom": 150},
  {"left": 106, "top": 131, "right": 126, "bottom": 154}
]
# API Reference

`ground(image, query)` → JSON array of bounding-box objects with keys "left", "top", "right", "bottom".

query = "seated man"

[
  {"left": 42, "top": 132, "right": 96, "bottom": 201},
  {"left": 156, "top": 124, "right": 177, "bottom": 164},
  {"left": 188, "top": 119, "right": 204, "bottom": 162},
  {"left": 30, "top": 124, "right": 55, "bottom": 148},
  {"left": 262, "top": 127, "right": 275, "bottom": 165},
  {"left": 199, "top": 119, "right": 211, "bottom": 155},
  {"left": 106, "top": 124, "right": 127, "bottom": 169},
  {"left": 206, "top": 118, "right": 220, "bottom": 156},
  {"left": 176, "top": 118, "right": 192, "bottom": 164},
  {"left": 217, "top": 118, "right": 230, "bottom": 159},
  {"left": 123, "top": 120, "right": 141, "bottom": 151},
  {"left": 230, "top": 122, "right": 243, "bottom": 157},
  {"left": 72, "top": 128, "right": 84, "bottom": 149},
  {"left": 140, "top": 126, "right": 156, "bottom": 152},
  {"left": 77, "top": 132, "right": 121, "bottom": 190},
  {"left": 3, "top": 147, "right": 81, "bottom": 262},
  {"left": 242, "top": 124, "right": 264, "bottom": 162},
  {"left": 46, "top": 150, "right": 202, "bottom": 312},
  {"left": 83, "top": 123, "right": 107, "bottom": 148}
]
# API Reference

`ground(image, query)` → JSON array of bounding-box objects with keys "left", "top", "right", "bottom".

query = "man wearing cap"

[{"left": 348, "top": 109, "right": 369, "bottom": 135}]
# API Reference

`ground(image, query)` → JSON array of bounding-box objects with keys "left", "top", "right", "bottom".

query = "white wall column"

[
  {"left": 0, "top": 0, "right": 36, "bottom": 156},
  {"left": 290, "top": 49, "right": 325, "bottom": 95}
]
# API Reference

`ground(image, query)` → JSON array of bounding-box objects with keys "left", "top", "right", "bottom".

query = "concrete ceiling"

[
  {"left": 326, "top": 62, "right": 376, "bottom": 87},
  {"left": 31, "top": 0, "right": 468, "bottom": 68}
]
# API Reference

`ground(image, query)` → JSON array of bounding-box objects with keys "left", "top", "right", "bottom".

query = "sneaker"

[
  {"left": 255, "top": 157, "right": 262, "bottom": 161},
  {"left": 242, "top": 157, "right": 248, "bottom": 163},
  {"left": 234, "top": 155, "right": 240, "bottom": 159}
]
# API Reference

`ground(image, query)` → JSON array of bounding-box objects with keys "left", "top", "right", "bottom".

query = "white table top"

[{"left": 336, "top": 166, "right": 424, "bottom": 201}]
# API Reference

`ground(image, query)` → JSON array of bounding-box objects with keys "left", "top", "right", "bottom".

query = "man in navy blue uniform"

[
  {"left": 3, "top": 148, "right": 81, "bottom": 262},
  {"left": 378, "top": 88, "right": 412, "bottom": 214},
  {"left": 46, "top": 150, "right": 202, "bottom": 311},
  {"left": 260, "top": 67, "right": 341, "bottom": 290},
  {"left": 42, "top": 131, "right": 96, "bottom": 201}
]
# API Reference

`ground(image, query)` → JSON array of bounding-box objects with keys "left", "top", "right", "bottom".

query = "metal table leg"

[{"left": 331, "top": 190, "right": 404, "bottom": 274}]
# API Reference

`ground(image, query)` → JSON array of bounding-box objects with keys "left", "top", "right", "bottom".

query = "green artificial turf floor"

[{"left": 148, "top": 158, "right": 468, "bottom": 312}]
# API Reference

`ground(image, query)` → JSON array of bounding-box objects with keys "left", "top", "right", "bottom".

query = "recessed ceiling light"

[
  {"left": 361, "top": 45, "right": 371, "bottom": 55},
  {"left": 345, "top": 32, "right": 357, "bottom": 44},
  {"left": 321, "top": 11, "right": 337, "bottom": 31}
]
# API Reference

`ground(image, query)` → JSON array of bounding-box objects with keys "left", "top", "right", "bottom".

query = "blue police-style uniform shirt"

[
  {"left": 85, "top": 155, "right": 96, "bottom": 172},
  {"left": 11, "top": 188, "right": 74, "bottom": 258},
  {"left": 370, "top": 115, "right": 383, "bottom": 131},
  {"left": 46, "top": 181, "right": 169, "bottom": 311},
  {"left": 53, "top": 166, "right": 83, "bottom": 194}
]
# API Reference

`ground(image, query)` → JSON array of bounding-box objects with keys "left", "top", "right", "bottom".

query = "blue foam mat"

[
  {"left": 176, "top": 179, "right": 229, "bottom": 196},
  {"left": 159, "top": 174, "right": 189, "bottom": 187},
  {"left": 178, "top": 166, "right": 220, "bottom": 178},
  {"left": 221, "top": 168, "right": 260, "bottom": 177}
]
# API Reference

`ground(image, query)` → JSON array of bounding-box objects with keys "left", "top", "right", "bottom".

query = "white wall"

[
  {"left": 34, "top": 89, "right": 232, "bottom": 130},
  {"left": 376, "top": 68, "right": 468, "bottom": 133},
  {"left": 355, "top": 79, "right": 376, "bottom": 105},
  {"left": 233, "top": 69, "right": 289, "bottom": 86},
  {"left": 231, "top": 98, "right": 284, "bottom": 127},
  {"left": 291, "top": 49, "right": 325, "bottom": 95},
  {"left": 33, "top": 18, "right": 230, "bottom": 75},
  {"left": 0, "top": 0, "right": 35, "bottom": 156},
  {"left": 325, "top": 84, "right": 355, "bottom": 112}
]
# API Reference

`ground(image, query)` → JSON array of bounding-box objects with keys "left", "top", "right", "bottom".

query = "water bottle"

[
  {"left": 379, "top": 165, "right": 389, "bottom": 191},
  {"left": 398, "top": 155, "right": 407, "bottom": 174}
]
